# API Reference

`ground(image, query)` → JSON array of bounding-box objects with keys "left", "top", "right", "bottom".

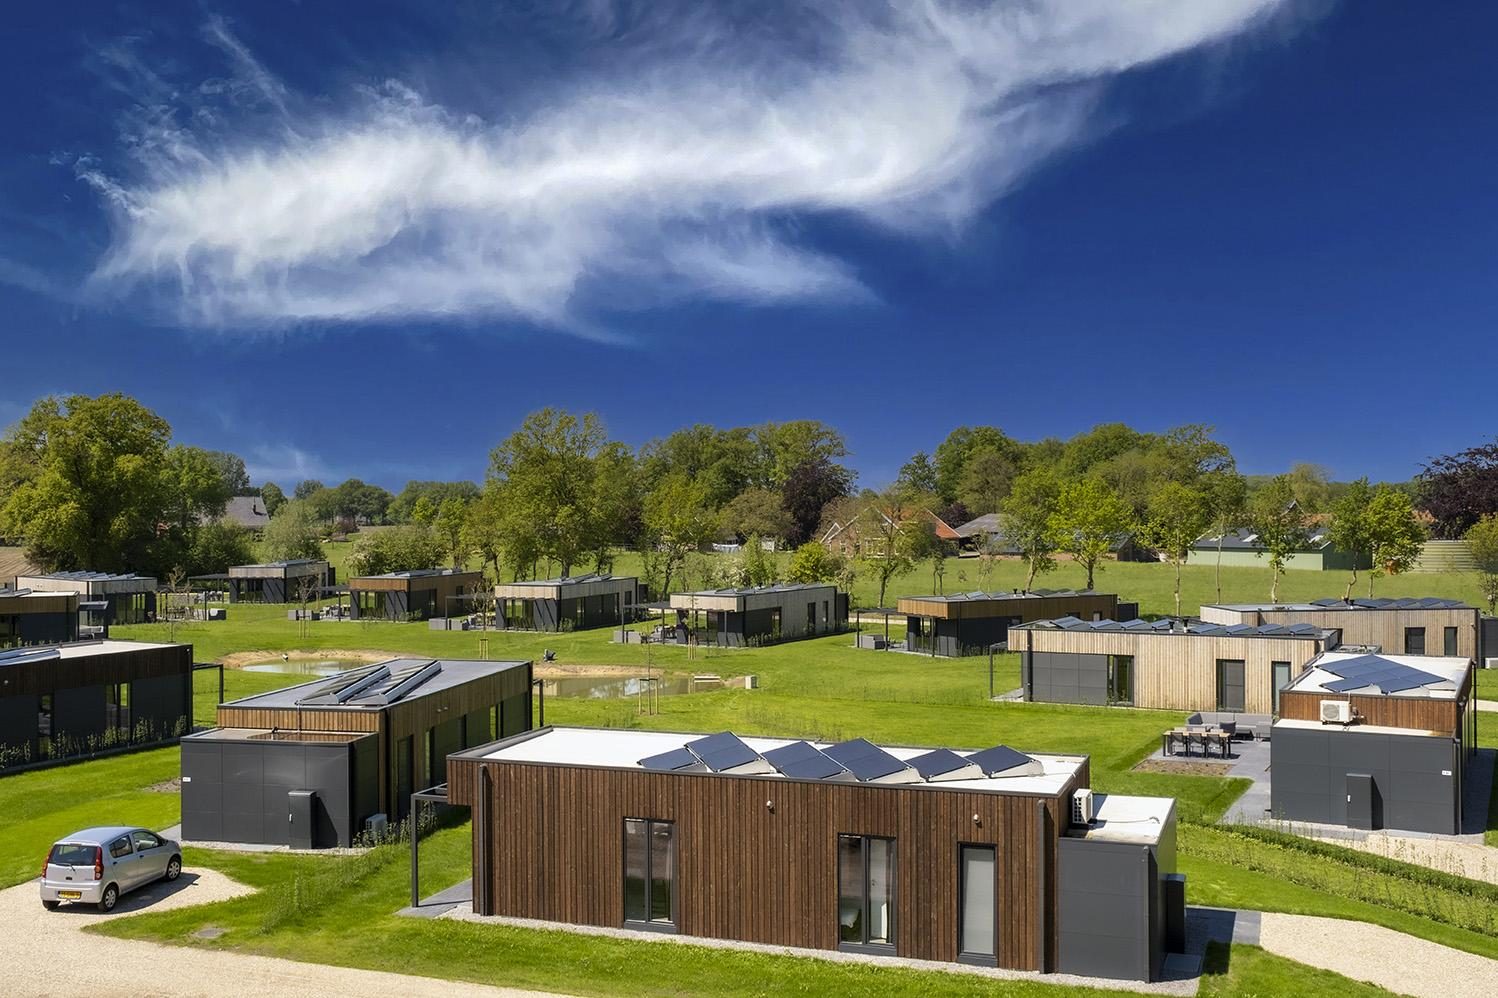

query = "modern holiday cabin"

[
  {"left": 492, "top": 574, "right": 640, "bottom": 632},
  {"left": 897, "top": 590, "right": 1131, "bottom": 658},
  {"left": 349, "top": 568, "right": 482, "bottom": 622},
  {"left": 668, "top": 583, "right": 848, "bottom": 646}
]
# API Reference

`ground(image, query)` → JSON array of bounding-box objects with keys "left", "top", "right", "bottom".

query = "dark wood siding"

[
  {"left": 1278, "top": 682, "right": 1467, "bottom": 737},
  {"left": 449, "top": 752, "right": 1080, "bottom": 971},
  {"left": 0, "top": 642, "right": 192, "bottom": 696}
]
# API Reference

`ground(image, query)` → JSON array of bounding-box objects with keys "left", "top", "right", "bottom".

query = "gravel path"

[
  {"left": 0, "top": 871, "right": 558, "bottom": 997},
  {"left": 1309, "top": 831, "right": 1498, "bottom": 885},
  {"left": 1258, "top": 912, "right": 1498, "bottom": 997}
]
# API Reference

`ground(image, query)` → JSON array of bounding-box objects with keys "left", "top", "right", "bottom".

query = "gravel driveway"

[
  {"left": 0, "top": 870, "right": 557, "bottom": 997},
  {"left": 1259, "top": 912, "right": 1498, "bottom": 997}
]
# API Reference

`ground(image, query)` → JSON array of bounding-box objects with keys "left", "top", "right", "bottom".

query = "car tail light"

[
  {"left": 93, "top": 846, "right": 103, "bottom": 881},
  {"left": 40, "top": 852, "right": 49, "bottom": 880}
]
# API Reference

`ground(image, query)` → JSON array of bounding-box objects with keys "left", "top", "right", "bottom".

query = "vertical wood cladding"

[
  {"left": 1277, "top": 665, "right": 1469, "bottom": 736},
  {"left": 448, "top": 754, "right": 1083, "bottom": 971},
  {"left": 1198, "top": 605, "right": 1481, "bottom": 659}
]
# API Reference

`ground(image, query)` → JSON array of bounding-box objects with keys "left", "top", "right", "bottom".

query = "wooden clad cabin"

[
  {"left": 897, "top": 590, "right": 1128, "bottom": 658},
  {"left": 669, "top": 583, "right": 848, "bottom": 647},
  {"left": 224, "top": 559, "right": 330, "bottom": 603},
  {"left": 447, "top": 727, "right": 1181, "bottom": 982},
  {"left": 349, "top": 568, "right": 482, "bottom": 622},
  {"left": 0, "top": 639, "right": 193, "bottom": 767},
  {"left": 1200, "top": 598, "right": 1481, "bottom": 660},
  {"left": 15, "top": 571, "right": 157, "bottom": 626},
  {"left": 493, "top": 574, "right": 639, "bottom": 632},
  {"left": 1271, "top": 651, "right": 1474, "bottom": 834},
  {"left": 0, "top": 588, "right": 80, "bottom": 648},
  {"left": 182, "top": 657, "right": 531, "bottom": 847},
  {"left": 1014, "top": 617, "right": 1336, "bottom": 714}
]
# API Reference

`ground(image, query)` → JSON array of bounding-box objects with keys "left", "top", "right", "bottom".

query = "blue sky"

[{"left": 2, "top": 1, "right": 1494, "bottom": 490}]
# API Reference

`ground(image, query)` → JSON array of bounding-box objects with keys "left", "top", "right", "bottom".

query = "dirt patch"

[
  {"left": 146, "top": 777, "right": 182, "bottom": 794},
  {"left": 1132, "top": 758, "right": 1233, "bottom": 777}
]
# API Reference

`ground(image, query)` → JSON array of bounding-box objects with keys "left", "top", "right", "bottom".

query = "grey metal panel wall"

[
  {"left": 133, "top": 673, "right": 190, "bottom": 739},
  {"left": 532, "top": 599, "right": 559, "bottom": 631},
  {"left": 1271, "top": 726, "right": 1460, "bottom": 834},
  {"left": 1057, "top": 838, "right": 1152, "bottom": 981},
  {"left": 264, "top": 578, "right": 286, "bottom": 604},
  {"left": 54, "top": 685, "right": 107, "bottom": 744},
  {"left": 350, "top": 735, "right": 379, "bottom": 832},
  {"left": 181, "top": 737, "right": 369, "bottom": 847},
  {"left": 1027, "top": 652, "right": 1108, "bottom": 706},
  {"left": 180, "top": 740, "right": 224, "bottom": 841},
  {"left": 0, "top": 694, "right": 36, "bottom": 755}
]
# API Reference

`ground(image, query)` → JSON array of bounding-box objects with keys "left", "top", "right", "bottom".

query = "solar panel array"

[
  {"left": 1309, "top": 597, "right": 1470, "bottom": 611},
  {"left": 295, "top": 659, "right": 446, "bottom": 707},
  {"left": 636, "top": 732, "right": 1039, "bottom": 787},
  {"left": 1319, "top": 654, "right": 1448, "bottom": 695},
  {"left": 1029, "top": 616, "right": 1327, "bottom": 638}
]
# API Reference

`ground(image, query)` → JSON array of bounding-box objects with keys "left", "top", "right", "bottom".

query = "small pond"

[
  {"left": 241, "top": 659, "right": 368, "bottom": 676},
  {"left": 543, "top": 675, "right": 696, "bottom": 699}
]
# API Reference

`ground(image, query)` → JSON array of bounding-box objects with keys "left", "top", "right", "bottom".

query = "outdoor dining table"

[{"left": 1161, "top": 727, "right": 1234, "bottom": 759}]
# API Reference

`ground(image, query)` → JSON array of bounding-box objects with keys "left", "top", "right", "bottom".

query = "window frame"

[
  {"left": 837, "top": 833, "right": 897, "bottom": 955},
  {"left": 1444, "top": 626, "right": 1459, "bottom": 657},
  {"left": 956, "top": 842, "right": 997, "bottom": 965},
  {"left": 622, "top": 817, "right": 677, "bottom": 933},
  {"left": 1272, "top": 660, "right": 1293, "bottom": 715},
  {"left": 1404, "top": 627, "right": 1426, "bottom": 656},
  {"left": 1106, "top": 655, "right": 1134, "bottom": 706},
  {"left": 1215, "top": 659, "right": 1246, "bottom": 712},
  {"left": 109, "top": 835, "right": 133, "bottom": 859}
]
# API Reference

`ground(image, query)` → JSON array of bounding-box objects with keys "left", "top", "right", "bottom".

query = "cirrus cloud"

[{"left": 85, "top": 1, "right": 1293, "bottom": 332}]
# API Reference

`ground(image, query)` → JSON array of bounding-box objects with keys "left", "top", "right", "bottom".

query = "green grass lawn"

[{"left": 0, "top": 746, "right": 181, "bottom": 888}]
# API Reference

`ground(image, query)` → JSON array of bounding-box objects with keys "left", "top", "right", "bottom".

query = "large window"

[
  {"left": 106, "top": 682, "right": 131, "bottom": 737},
  {"left": 1445, "top": 627, "right": 1459, "bottom": 657},
  {"left": 37, "top": 693, "right": 53, "bottom": 758},
  {"left": 623, "top": 818, "right": 675, "bottom": 930},
  {"left": 1405, "top": 627, "right": 1426, "bottom": 655},
  {"left": 958, "top": 845, "right": 996, "bottom": 962},
  {"left": 1106, "top": 655, "right": 1133, "bottom": 705},
  {"left": 1215, "top": 660, "right": 1246, "bottom": 712},
  {"left": 1272, "top": 661, "right": 1293, "bottom": 715},
  {"left": 838, "top": 834, "right": 895, "bottom": 952}
]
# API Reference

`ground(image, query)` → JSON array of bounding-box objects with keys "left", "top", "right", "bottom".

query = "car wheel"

[
  {"left": 97, "top": 884, "right": 118, "bottom": 913},
  {"left": 164, "top": 856, "right": 182, "bottom": 882},
  {"left": 41, "top": 899, "right": 60, "bottom": 911}
]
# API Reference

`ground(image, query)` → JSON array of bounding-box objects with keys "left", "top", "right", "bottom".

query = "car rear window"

[{"left": 49, "top": 843, "right": 96, "bottom": 866}]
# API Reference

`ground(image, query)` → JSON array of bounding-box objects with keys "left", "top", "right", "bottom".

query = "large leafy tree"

[
  {"left": 1140, "top": 481, "right": 1210, "bottom": 617},
  {"left": 259, "top": 481, "right": 287, "bottom": 518},
  {"left": 0, "top": 394, "right": 172, "bottom": 572},
  {"left": 786, "top": 542, "right": 843, "bottom": 585},
  {"left": 896, "top": 452, "right": 939, "bottom": 495},
  {"left": 293, "top": 479, "right": 326, "bottom": 500},
  {"left": 856, "top": 486, "right": 922, "bottom": 607},
  {"left": 1201, "top": 468, "right": 1249, "bottom": 603},
  {"left": 642, "top": 472, "right": 717, "bottom": 593},
  {"left": 933, "top": 426, "right": 1024, "bottom": 504},
  {"left": 203, "top": 450, "right": 252, "bottom": 496},
  {"left": 387, "top": 480, "right": 481, "bottom": 523},
  {"left": 1328, "top": 477, "right": 1375, "bottom": 599},
  {"left": 1466, "top": 515, "right": 1498, "bottom": 614},
  {"left": 720, "top": 487, "right": 793, "bottom": 543},
  {"left": 1248, "top": 475, "right": 1305, "bottom": 601},
  {"left": 781, "top": 457, "right": 853, "bottom": 546},
  {"left": 260, "top": 499, "right": 324, "bottom": 562},
  {"left": 1049, "top": 477, "right": 1132, "bottom": 591},
  {"left": 958, "top": 449, "right": 1018, "bottom": 515},
  {"left": 1365, "top": 487, "right": 1425, "bottom": 596},
  {"left": 1001, "top": 467, "right": 1062, "bottom": 590},
  {"left": 347, "top": 524, "right": 446, "bottom": 576},
  {"left": 1418, "top": 440, "right": 1498, "bottom": 539},
  {"left": 186, "top": 519, "right": 255, "bottom": 576}
]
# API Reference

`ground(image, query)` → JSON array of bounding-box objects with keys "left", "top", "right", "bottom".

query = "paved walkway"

[{"left": 0, "top": 872, "right": 557, "bottom": 997}]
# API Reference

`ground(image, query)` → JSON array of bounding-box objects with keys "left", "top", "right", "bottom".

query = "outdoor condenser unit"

[
  {"left": 1070, "top": 788, "right": 1095, "bottom": 826},
  {"left": 365, "top": 813, "right": 389, "bottom": 838},
  {"left": 1320, "top": 700, "right": 1354, "bottom": 725}
]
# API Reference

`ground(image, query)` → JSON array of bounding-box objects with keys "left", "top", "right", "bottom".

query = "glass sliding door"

[
  {"left": 1272, "top": 661, "right": 1292, "bottom": 715},
  {"left": 958, "top": 845, "right": 996, "bottom": 962},
  {"left": 623, "top": 818, "right": 675, "bottom": 930},
  {"left": 1107, "top": 655, "right": 1133, "bottom": 705},
  {"left": 837, "top": 834, "right": 896, "bottom": 952},
  {"left": 1216, "top": 660, "right": 1246, "bottom": 712}
]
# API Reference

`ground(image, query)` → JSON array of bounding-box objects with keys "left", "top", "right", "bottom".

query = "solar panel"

[
  {"left": 297, "top": 664, "right": 388, "bottom": 705},
  {"left": 823, "top": 738, "right": 914, "bottom": 783},
  {"left": 638, "top": 747, "right": 704, "bottom": 773},
  {"left": 907, "top": 749, "right": 980, "bottom": 782},
  {"left": 0, "top": 646, "right": 61, "bottom": 667},
  {"left": 966, "top": 745, "right": 1036, "bottom": 777},
  {"left": 685, "top": 732, "right": 767, "bottom": 773},
  {"left": 1319, "top": 655, "right": 1445, "bottom": 694},
  {"left": 763, "top": 740, "right": 848, "bottom": 780}
]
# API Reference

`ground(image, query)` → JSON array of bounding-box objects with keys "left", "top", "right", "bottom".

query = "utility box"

[
  {"left": 1163, "top": 874, "right": 1187, "bottom": 953},
  {"left": 288, "top": 789, "right": 317, "bottom": 850}
]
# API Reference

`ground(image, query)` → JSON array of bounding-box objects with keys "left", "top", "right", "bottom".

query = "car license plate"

[{"left": 58, "top": 891, "right": 81, "bottom": 900}]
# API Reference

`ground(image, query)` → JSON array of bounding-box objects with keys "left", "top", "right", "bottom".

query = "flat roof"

[
  {"left": 351, "top": 568, "right": 479, "bottom": 580},
  {"left": 673, "top": 582, "right": 836, "bottom": 597},
  {"left": 463, "top": 727, "right": 1085, "bottom": 797},
  {"left": 223, "top": 657, "right": 529, "bottom": 710},
  {"left": 231, "top": 559, "right": 326, "bottom": 569},
  {"left": 1012, "top": 616, "right": 1335, "bottom": 639},
  {"left": 20, "top": 570, "right": 154, "bottom": 583},
  {"left": 501, "top": 573, "right": 634, "bottom": 587},
  {"left": 900, "top": 588, "right": 1113, "bottom": 605},
  {"left": 1274, "top": 717, "right": 1448, "bottom": 738},
  {"left": 0, "top": 638, "right": 182, "bottom": 669},
  {"left": 1286, "top": 650, "right": 1470, "bottom": 699},
  {"left": 1205, "top": 597, "right": 1473, "bottom": 612},
  {"left": 0, "top": 588, "right": 75, "bottom": 599},
  {"left": 1063, "top": 793, "right": 1174, "bottom": 846},
  {"left": 183, "top": 727, "right": 374, "bottom": 744}
]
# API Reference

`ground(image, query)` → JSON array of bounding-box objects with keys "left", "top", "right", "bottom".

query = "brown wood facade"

[
  {"left": 1277, "top": 665, "right": 1471, "bottom": 736},
  {"left": 448, "top": 741, "right": 1088, "bottom": 972},
  {"left": 1200, "top": 605, "right": 1480, "bottom": 659},
  {"left": 897, "top": 592, "right": 1118, "bottom": 622},
  {"left": 1017, "top": 627, "right": 1331, "bottom": 714}
]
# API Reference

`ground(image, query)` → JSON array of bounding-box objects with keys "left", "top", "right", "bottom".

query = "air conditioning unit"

[
  {"left": 1070, "top": 788, "right": 1095, "bottom": 827},
  {"left": 365, "top": 813, "right": 389, "bottom": 839},
  {"left": 1485, "top": 657, "right": 1498, "bottom": 671},
  {"left": 1320, "top": 700, "right": 1353, "bottom": 725}
]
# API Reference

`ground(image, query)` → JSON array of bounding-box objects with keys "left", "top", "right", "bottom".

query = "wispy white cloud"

[
  {"left": 85, "top": 1, "right": 1291, "bottom": 332},
  {"left": 244, "top": 444, "right": 336, "bottom": 487}
]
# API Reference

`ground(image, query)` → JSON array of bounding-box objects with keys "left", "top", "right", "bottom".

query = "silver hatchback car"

[{"left": 40, "top": 826, "right": 182, "bottom": 912}]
